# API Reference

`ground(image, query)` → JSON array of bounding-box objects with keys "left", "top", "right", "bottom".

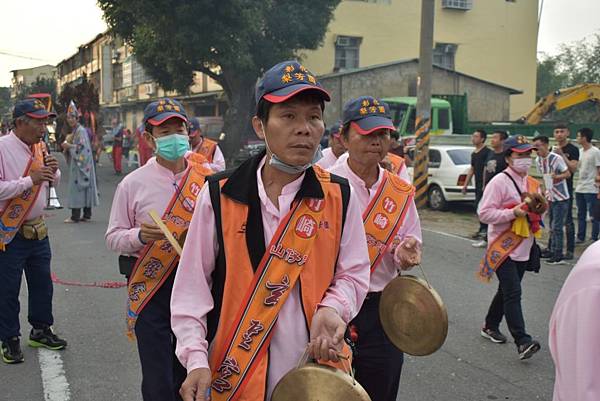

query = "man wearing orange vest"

[
  {"left": 0, "top": 99, "right": 67, "bottom": 364},
  {"left": 106, "top": 98, "right": 212, "bottom": 401},
  {"left": 329, "top": 96, "right": 422, "bottom": 401},
  {"left": 189, "top": 117, "right": 226, "bottom": 172},
  {"left": 171, "top": 61, "right": 371, "bottom": 401}
]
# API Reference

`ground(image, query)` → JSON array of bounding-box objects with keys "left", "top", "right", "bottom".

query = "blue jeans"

[
  {"left": 0, "top": 233, "right": 54, "bottom": 341},
  {"left": 549, "top": 200, "right": 569, "bottom": 259},
  {"left": 565, "top": 197, "right": 575, "bottom": 253},
  {"left": 576, "top": 193, "right": 599, "bottom": 241}
]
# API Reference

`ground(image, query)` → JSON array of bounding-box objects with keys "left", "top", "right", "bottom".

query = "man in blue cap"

[
  {"left": 329, "top": 95, "right": 422, "bottom": 401},
  {"left": 188, "top": 117, "right": 226, "bottom": 172},
  {"left": 0, "top": 99, "right": 67, "bottom": 364},
  {"left": 106, "top": 98, "right": 212, "bottom": 401},
  {"left": 172, "top": 61, "right": 370, "bottom": 401},
  {"left": 316, "top": 120, "right": 345, "bottom": 169}
]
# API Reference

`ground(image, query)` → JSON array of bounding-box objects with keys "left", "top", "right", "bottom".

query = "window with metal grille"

[
  {"left": 334, "top": 36, "right": 362, "bottom": 72},
  {"left": 442, "top": 0, "right": 472, "bottom": 10},
  {"left": 433, "top": 43, "right": 457, "bottom": 70}
]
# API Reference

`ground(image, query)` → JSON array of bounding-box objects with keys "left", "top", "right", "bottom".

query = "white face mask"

[
  {"left": 511, "top": 157, "right": 532, "bottom": 173},
  {"left": 260, "top": 121, "right": 322, "bottom": 175}
]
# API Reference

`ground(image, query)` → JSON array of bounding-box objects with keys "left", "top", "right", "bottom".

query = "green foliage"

[
  {"left": 537, "top": 33, "right": 600, "bottom": 122},
  {"left": 57, "top": 73, "right": 99, "bottom": 115},
  {"left": 14, "top": 77, "right": 58, "bottom": 103},
  {"left": 0, "top": 87, "right": 11, "bottom": 119},
  {"left": 98, "top": 0, "right": 341, "bottom": 154}
]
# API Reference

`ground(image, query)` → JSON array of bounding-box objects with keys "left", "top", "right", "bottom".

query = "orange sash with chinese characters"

[
  {"left": 387, "top": 153, "right": 406, "bottom": 175},
  {"left": 477, "top": 176, "right": 541, "bottom": 283},
  {"left": 209, "top": 190, "right": 328, "bottom": 400},
  {"left": 363, "top": 170, "right": 415, "bottom": 272},
  {"left": 126, "top": 161, "right": 210, "bottom": 337},
  {"left": 0, "top": 143, "right": 45, "bottom": 251},
  {"left": 195, "top": 137, "right": 218, "bottom": 163}
]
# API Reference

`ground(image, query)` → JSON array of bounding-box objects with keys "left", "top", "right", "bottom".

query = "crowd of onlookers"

[{"left": 466, "top": 124, "right": 600, "bottom": 264}]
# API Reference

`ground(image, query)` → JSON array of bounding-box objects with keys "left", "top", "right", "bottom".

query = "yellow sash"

[
  {"left": 477, "top": 176, "right": 541, "bottom": 283},
  {"left": 387, "top": 153, "right": 405, "bottom": 175},
  {"left": 126, "top": 161, "right": 209, "bottom": 337},
  {"left": 210, "top": 188, "right": 329, "bottom": 400},
  {"left": 196, "top": 138, "right": 218, "bottom": 163},
  {"left": 0, "top": 143, "right": 45, "bottom": 251},
  {"left": 363, "top": 170, "right": 415, "bottom": 272}
]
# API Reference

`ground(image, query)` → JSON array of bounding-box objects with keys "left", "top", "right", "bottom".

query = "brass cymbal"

[
  {"left": 379, "top": 275, "right": 448, "bottom": 356},
  {"left": 271, "top": 363, "right": 371, "bottom": 401}
]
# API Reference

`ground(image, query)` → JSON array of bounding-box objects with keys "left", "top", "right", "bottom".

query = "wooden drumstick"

[{"left": 149, "top": 210, "right": 183, "bottom": 256}]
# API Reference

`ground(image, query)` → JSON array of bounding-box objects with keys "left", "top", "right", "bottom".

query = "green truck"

[{"left": 383, "top": 94, "right": 600, "bottom": 141}]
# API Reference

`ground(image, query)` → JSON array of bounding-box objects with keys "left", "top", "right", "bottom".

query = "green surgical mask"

[{"left": 154, "top": 133, "right": 190, "bottom": 161}]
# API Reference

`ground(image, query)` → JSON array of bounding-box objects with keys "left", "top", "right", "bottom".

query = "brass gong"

[
  {"left": 271, "top": 363, "right": 371, "bottom": 401},
  {"left": 379, "top": 275, "right": 448, "bottom": 356}
]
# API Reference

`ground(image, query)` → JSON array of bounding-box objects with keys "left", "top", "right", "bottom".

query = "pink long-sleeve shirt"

[
  {"left": 316, "top": 147, "right": 340, "bottom": 170},
  {"left": 0, "top": 132, "right": 60, "bottom": 221},
  {"left": 193, "top": 140, "right": 226, "bottom": 172},
  {"left": 328, "top": 156, "right": 422, "bottom": 292},
  {"left": 478, "top": 167, "right": 534, "bottom": 261},
  {"left": 549, "top": 240, "right": 600, "bottom": 401},
  {"left": 171, "top": 157, "right": 370, "bottom": 400},
  {"left": 105, "top": 153, "right": 209, "bottom": 256},
  {"left": 335, "top": 152, "right": 411, "bottom": 183}
]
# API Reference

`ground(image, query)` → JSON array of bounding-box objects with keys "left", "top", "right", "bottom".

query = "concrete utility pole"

[{"left": 413, "top": 0, "right": 435, "bottom": 209}]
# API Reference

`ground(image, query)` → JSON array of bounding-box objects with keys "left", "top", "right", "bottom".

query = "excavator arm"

[{"left": 519, "top": 83, "right": 600, "bottom": 124}]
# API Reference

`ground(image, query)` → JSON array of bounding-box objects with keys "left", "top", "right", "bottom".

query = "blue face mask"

[
  {"left": 268, "top": 146, "right": 323, "bottom": 174},
  {"left": 154, "top": 133, "right": 190, "bottom": 161}
]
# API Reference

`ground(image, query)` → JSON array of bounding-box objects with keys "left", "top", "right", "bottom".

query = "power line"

[{"left": 0, "top": 50, "right": 52, "bottom": 62}]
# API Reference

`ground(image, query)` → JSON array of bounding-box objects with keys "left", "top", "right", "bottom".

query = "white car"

[{"left": 406, "top": 145, "right": 475, "bottom": 210}]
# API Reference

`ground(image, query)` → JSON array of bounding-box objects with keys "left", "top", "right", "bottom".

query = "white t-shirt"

[{"left": 575, "top": 146, "right": 600, "bottom": 194}]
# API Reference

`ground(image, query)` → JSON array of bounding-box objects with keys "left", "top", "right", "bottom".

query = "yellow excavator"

[{"left": 519, "top": 83, "right": 600, "bottom": 124}]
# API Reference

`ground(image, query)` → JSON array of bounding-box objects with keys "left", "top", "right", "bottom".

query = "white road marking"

[
  {"left": 423, "top": 228, "right": 471, "bottom": 242},
  {"left": 38, "top": 348, "right": 70, "bottom": 401}
]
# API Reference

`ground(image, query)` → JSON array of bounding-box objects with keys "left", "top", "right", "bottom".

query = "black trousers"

[
  {"left": 134, "top": 272, "right": 186, "bottom": 401},
  {"left": 484, "top": 258, "right": 532, "bottom": 346},
  {"left": 475, "top": 187, "right": 487, "bottom": 234},
  {"left": 70, "top": 207, "right": 92, "bottom": 221},
  {"left": 351, "top": 292, "right": 404, "bottom": 401}
]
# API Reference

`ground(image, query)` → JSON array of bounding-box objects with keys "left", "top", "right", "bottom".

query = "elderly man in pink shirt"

[
  {"left": 0, "top": 99, "right": 67, "bottom": 365},
  {"left": 549, "top": 240, "right": 600, "bottom": 401},
  {"left": 171, "top": 61, "right": 370, "bottom": 401},
  {"left": 478, "top": 135, "right": 542, "bottom": 360},
  {"left": 106, "top": 98, "right": 212, "bottom": 401},
  {"left": 316, "top": 120, "right": 345, "bottom": 170},
  {"left": 328, "top": 96, "right": 421, "bottom": 401}
]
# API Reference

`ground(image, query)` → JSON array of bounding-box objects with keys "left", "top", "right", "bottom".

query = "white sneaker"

[{"left": 472, "top": 240, "right": 487, "bottom": 248}]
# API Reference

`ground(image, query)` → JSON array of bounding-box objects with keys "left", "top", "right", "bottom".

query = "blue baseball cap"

[
  {"left": 255, "top": 60, "right": 330, "bottom": 105},
  {"left": 189, "top": 117, "right": 201, "bottom": 137},
  {"left": 143, "top": 98, "right": 188, "bottom": 126},
  {"left": 504, "top": 135, "right": 536, "bottom": 153},
  {"left": 13, "top": 98, "right": 57, "bottom": 120},
  {"left": 342, "top": 96, "right": 395, "bottom": 135},
  {"left": 329, "top": 120, "right": 342, "bottom": 138}
]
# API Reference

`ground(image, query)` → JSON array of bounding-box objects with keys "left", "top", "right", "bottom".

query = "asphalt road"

[{"left": 0, "top": 153, "right": 573, "bottom": 401}]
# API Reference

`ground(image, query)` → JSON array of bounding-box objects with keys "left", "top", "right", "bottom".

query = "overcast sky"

[{"left": 1, "top": 0, "right": 599, "bottom": 87}]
